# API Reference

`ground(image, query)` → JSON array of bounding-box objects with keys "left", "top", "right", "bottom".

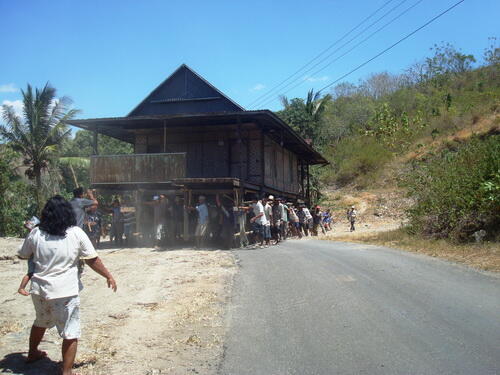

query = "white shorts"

[
  {"left": 195, "top": 223, "right": 208, "bottom": 237},
  {"left": 155, "top": 223, "right": 164, "bottom": 241},
  {"left": 31, "top": 294, "right": 81, "bottom": 339}
]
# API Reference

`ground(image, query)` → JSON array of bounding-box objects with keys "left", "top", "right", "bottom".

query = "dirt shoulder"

[
  {"left": 319, "top": 187, "right": 499, "bottom": 272},
  {"left": 323, "top": 225, "right": 500, "bottom": 273},
  {"left": 0, "top": 238, "right": 236, "bottom": 375}
]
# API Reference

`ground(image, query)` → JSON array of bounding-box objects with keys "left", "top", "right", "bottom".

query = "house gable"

[{"left": 128, "top": 64, "right": 244, "bottom": 116}]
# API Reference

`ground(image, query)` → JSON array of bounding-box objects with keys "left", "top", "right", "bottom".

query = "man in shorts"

[
  {"left": 263, "top": 196, "right": 273, "bottom": 246},
  {"left": 271, "top": 198, "right": 282, "bottom": 243},
  {"left": 250, "top": 195, "right": 267, "bottom": 248},
  {"left": 195, "top": 195, "right": 209, "bottom": 248},
  {"left": 278, "top": 198, "right": 289, "bottom": 240}
]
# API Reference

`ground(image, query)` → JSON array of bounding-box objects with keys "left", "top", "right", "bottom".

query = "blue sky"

[{"left": 0, "top": 0, "right": 498, "bottom": 120}]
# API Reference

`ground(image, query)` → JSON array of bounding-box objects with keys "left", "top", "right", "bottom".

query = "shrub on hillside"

[
  {"left": 405, "top": 135, "right": 500, "bottom": 242},
  {"left": 329, "top": 136, "right": 392, "bottom": 187}
]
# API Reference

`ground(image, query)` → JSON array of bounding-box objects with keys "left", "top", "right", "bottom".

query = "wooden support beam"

[
  {"left": 237, "top": 118, "right": 243, "bottom": 182},
  {"left": 281, "top": 130, "right": 285, "bottom": 193},
  {"left": 306, "top": 164, "right": 311, "bottom": 205},
  {"left": 135, "top": 189, "right": 143, "bottom": 241},
  {"left": 163, "top": 121, "right": 167, "bottom": 152},
  {"left": 227, "top": 137, "right": 232, "bottom": 177},
  {"left": 92, "top": 126, "right": 99, "bottom": 155},
  {"left": 260, "top": 128, "right": 265, "bottom": 194},
  {"left": 300, "top": 160, "right": 305, "bottom": 198},
  {"left": 183, "top": 189, "right": 189, "bottom": 241}
]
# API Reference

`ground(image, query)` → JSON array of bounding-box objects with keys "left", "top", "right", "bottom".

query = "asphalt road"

[{"left": 220, "top": 239, "right": 500, "bottom": 375}]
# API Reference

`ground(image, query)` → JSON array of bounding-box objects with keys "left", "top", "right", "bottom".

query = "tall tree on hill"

[
  {"left": 278, "top": 89, "right": 331, "bottom": 148},
  {"left": 0, "top": 84, "right": 79, "bottom": 211}
]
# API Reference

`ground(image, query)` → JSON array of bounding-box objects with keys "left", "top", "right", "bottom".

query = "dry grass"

[
  {"left": 0, "top": 321, "right": 22, "bottom": 337},
  {"left": 328, "top": 228, "right": 500, "bottom": 272},
  {"left": 402, "top": 114, "right": 499, "bottom": 163}
]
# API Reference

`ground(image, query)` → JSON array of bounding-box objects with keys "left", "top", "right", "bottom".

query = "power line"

[
  {"left": 316, "top": 0, "right": 466, "bottom": 93},
  {"left": 250, "top": 0, "right": 413, "bottom": 110},
  {"left": 261, "top": 0, "right": 465, "bottom": 108},
  {"left": 245, "top": 0, "right": 396, "bottom": 108},
  {"left": 256, "top": 0, "right": 425, "bottom": 108}
]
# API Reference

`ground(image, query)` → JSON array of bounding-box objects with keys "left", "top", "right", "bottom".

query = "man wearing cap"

[{"left": 347, "top": 205, "right": 357, "bottom": 232}]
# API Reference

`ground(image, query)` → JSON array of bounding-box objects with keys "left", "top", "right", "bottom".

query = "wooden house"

[{"left": 70, "top": 64, "right": 327, "bottom": 243}]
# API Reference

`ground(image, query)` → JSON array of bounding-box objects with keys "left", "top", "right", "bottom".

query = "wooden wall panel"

[
  {"left": 230, "top": 141, "right": 247, "bottom": 179},
  {"left": 248, "top": 138, "right": 262, "bottom": 184},
  {"left": 128, "top": 125, "right": 301, "bottom": 194},
  {"left": 91, "top": 153, "right": 186, "bottom": 184},
  {"left": 186, "top": 142, "right": 202, "bottom": 177},
  {"left": 263, "top": 135, "right": 299, "bottom": 194}
]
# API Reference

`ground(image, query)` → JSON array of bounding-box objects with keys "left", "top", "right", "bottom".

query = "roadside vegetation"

[
  {"left": 277, "top": 39, "right": 499, "bottom": 246},
  {"left": 0, "top": 85, "right": 131, "bottom": 237}
]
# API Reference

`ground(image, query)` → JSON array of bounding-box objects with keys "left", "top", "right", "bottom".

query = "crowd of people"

[
  {"left": 246, "top": 195, "right": 337, "bottom": 248},
  {"left": 63, "top": 187, "right": 360, "bottom": 250}
]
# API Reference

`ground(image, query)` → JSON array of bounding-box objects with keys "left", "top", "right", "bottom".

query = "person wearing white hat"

[{"left": 347, "top": 205, "right": 357, "bottom": 232}]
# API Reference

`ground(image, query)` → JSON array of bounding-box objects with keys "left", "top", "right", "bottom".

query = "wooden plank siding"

[
  {"left": 92, "top": 123, "right": 300, "bottom": 195},
  {"left": 264, "top": 135, "right": 300, "bottom": 194},
  {"left": 131, "top": 125, "right": 263, "bottom": 182},
  {"left": 90, "top": 153, "right": 186, "bottom": 184}
]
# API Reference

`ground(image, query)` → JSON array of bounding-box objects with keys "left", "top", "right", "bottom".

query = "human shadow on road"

[{"left": 0, "top": 352, "right": 60, "bottom": 375}]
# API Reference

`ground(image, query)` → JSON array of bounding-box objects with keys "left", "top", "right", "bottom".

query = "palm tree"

[
  {"left": 279, "top": 89, "right": 331, "bottom": 143},
  {"left": 0, "top": 83, "right": 79, "bottom": 211},
  {"left": 280, "top": 89, "right": 331, "bottom": 119},
  {"left": 58, "top": 156, "right": 90, "bottom": 187},
  {"left": 305, "top": 89, "right": 331, "bottom": 122}
]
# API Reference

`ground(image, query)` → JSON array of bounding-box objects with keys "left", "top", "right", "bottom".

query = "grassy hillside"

[
  {"left": 280, "top": 41, "right": 500, "bottom": 243},
  {"left": 319, "top": 50, "right": 499, "bottom": 190}
]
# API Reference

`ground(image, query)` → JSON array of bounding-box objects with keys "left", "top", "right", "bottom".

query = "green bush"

[
  {"left": 405, "top": 135, "right": 500, "bottom": 241},
  {"left": 0, "top": 148, "right": 36, "bottom": 237},
  {"left": 329, "top": 136, "right": 392, "bottom": 187}
]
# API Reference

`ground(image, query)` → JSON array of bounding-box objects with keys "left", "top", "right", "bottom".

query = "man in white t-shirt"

[
  {"left": 18, "top": 195, "right": 116, "bottom": 375},
  {"left": 250, "top": 195, "right": 268, "bottom": 247},
  {"left": 263, "top": 197, "right": 273, "bottom": 246}
]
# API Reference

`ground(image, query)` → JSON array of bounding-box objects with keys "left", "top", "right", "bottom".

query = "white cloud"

[
  {"left": 0, "top": 83, "right": 18, "bottom": 93},
  {"left": 304, "top": 75, "right": 329, "bottom": 82},
  {"left": 2, "top": 99, "right": 24, "bottom": 117},
  {"left": 250, "top": 83, "right": 266, "bottom": 92}
]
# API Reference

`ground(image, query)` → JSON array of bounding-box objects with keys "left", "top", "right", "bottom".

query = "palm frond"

[
  {"left": 59, "top": 156, "right": 90, "bottom": 169},
  {"left": 279, "top": 95, "right": 290, "bottom": 108}
]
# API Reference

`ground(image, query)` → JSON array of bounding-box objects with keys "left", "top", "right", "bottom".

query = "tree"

[
  {"left": 0, "top": 83, "right": 78, "bottom": 211},
  {"left": 359, "top": 72, "right": 404, "bottom": 99},
  {"left": 278, "top": 89, "right": 331, "bottom": 147},
  {"left": 62, "top": 129, "right": 133, "bottom": 156},
  {"left": 483, "top": 37, "right": 500, "bottom": 66},
  {"left": 58, "top": 156, "right": 90, "bottom": 188},
  {"left": 424, "top": 42, "right": 476, "bottom": 84},
  {"left": 0, "top": 147, "right": 35, "bottom": 236}
]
